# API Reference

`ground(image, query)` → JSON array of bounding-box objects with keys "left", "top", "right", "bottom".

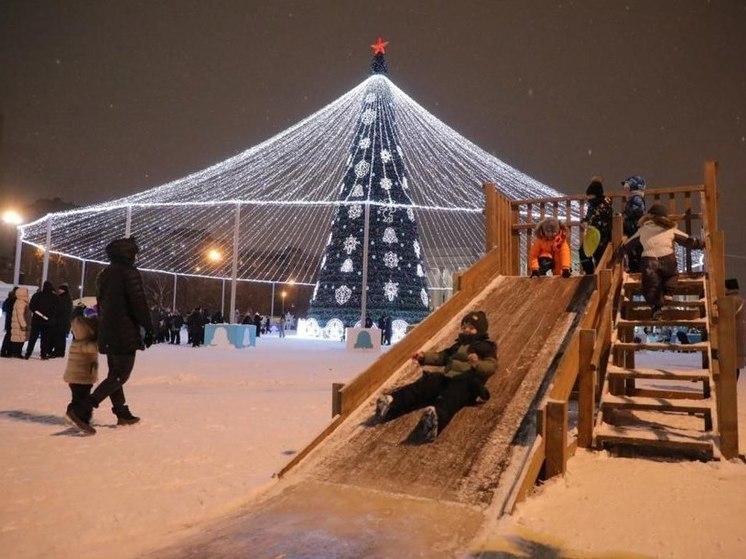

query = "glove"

[
  {"left": 530, "top": 270, "right": 541, "bottom": 278},
  {"left": 143, "top": 330, "right": 154, "bottom": 348},
  {"left": 561, "top": 268, "right": 572, "bottom": 278}
]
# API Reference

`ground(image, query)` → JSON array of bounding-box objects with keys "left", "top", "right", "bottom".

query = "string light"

[{"left": 19, "top": 74, "right": 560, "bottom": 289}]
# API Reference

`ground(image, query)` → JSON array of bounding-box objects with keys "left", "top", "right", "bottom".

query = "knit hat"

[
  {"left": 461, "top": 310, "right": 488, "bottom": 336},
  {"left": 586, "top": 176, "right": 604, "bottom": 198},
  {"left": 622, "top": 175, "right": 646, "bottom": 191},
  {"left": 648, "top": 203, "right": 667, "bottom": 217},
  {"left": 42, "top": 280, "right": 55, "bottom": 291}
]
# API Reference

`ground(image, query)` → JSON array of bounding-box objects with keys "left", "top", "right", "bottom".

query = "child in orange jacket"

[{"left": 529, "top": 217, "right": 572, "bottom": 277}]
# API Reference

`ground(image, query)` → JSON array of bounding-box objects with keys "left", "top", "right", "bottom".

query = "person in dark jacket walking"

[
  {"left": 52, "top": 283, "right": 74, "bottom": 358},
  {"left": 1, "top": 287, "right": 18, "bottom": 357},
  {"left": 25, "top": 280, "right": 60, "bottom": 359},
  {"left": 66, "top": 237, "right": 154, "bottom": 435},
  {"left": 375, "top": 310, "right": 497, "bottom": 442}
]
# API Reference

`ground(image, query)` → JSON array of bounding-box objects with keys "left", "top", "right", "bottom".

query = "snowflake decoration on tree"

[
  {"left": 380, "top": 177, "right": 392, "bottom": 191},
  {"left": 361, "top": 109, "right": 376, "bottom": 125},
  {"left": 343, "top": 235, "right": 360, "bottom": 254},
  {"left": 417, "top": 264, "right": 425, "bottom": 277},
  {"left": 340, "top": 258, "right": 353, "bottom": 273},
  {"left": 407, "top": 207, "right": 415, "bottom": 221},
  {"left": 380, "top": 149, "right": 392, "bottom": 163},
  {"left": 401, "top": 176, "right": 409, "bottom": 189},
  {"left": 354, "top": 160, "right": 370, "bottom": 178},
  {"left": 348, "top": 204, "right": 362, "bottom": 219},
  {"left": 335, "top": 285, "right": 352, "bottom": 305},
  {"left": 383, "top": 251, "right": 399, "bottom": 268},
  {"left": 420, "top": 288, "right": 429, "bottom": 307},
  {"left": 365, "top": 93, "right": 376, "bottom": 104},
  {"left": 383, "top": 280, "right": 399, "bottom": 302},
  {"left": 413, "top": 239, "right": 421, "bottom": 258},
  {"left": 383, "top": 227, "right": 398, "bottom": 244},
  {"left": 379, "top": 206, "right": 395, "bottom": 223},
  {"left": 359, "top": 137, "right": 371, "bottom": 149},
  {"left": 351, "top": 184, "right": 364, "bottom": 197}
]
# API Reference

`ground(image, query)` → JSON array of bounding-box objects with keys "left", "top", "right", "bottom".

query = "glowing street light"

[
  {"left": 2, "top": 209, "right": 23, "bottom": 225},
  {"left": 207, "top": 248, "right": 222, "bottom": 262}
]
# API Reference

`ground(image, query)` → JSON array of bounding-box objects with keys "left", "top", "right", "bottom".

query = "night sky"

[{"left": 1, "top": 1, "right": 744, "bottom": 279}]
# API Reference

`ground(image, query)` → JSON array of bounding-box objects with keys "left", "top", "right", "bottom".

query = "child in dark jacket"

[
  {"left": 63, "top": 316, "right": 99, "bottom": 434},
  {"left": 623, "top": 203, "right": 704, "bottom": 320},
  {"left": 375, "top": 310, "right": 497, "bottom": 442},
  {"left": 579, "top": 176, "right": 613, "bottom": 274},
  {"left": 621, "top": 175, "right": 646, "bottom": 273}
]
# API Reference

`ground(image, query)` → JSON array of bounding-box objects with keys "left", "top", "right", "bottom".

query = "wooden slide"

[{"left": 155, "top": 274, "right": 597, "bottom": 558}]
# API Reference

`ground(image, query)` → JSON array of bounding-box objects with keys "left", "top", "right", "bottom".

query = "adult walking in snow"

[
  {"left": 66, "top": 237, "right": 154, "bottom": 435},
  {"left": 375, "top": 310, "right": 497, "bottom": 442},
  {"left": 623, "top": 203, "right": 704, "bottom": 320},
  {"left": 25, "top": 280, "right": 60, "bottom": 359},
  {"left": 9, "top": 287, "right": 31, "bottom": 358}
]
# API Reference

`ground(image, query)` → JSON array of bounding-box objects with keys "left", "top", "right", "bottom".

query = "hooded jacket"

[
  {"left": 29, "top": 281, "right": 60, "bottom": 327},
  {"left": 11, "top": 287, "right": 31, "bottom": 343},
  {"left": 624, "top": 214, "right": 704, "bottom": 258},
  {"left": 96, "top": 238, "right": 153, "bottom": 354},
  {"left": 63, "top": 316, "right": 99, "bottom": 384},
  {"left": 529, "top": 219, "right": 571, "bottom": 275}
]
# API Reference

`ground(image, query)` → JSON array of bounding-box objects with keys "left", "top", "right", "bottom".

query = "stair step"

[
  {"left": 624, "top": 299, "right": 706, "bottom": 308},
  {"left": 606, "top": 365, "right": 710, "bottom": 381},
  {"left": 623, "top": 278, "right": 705, "bottom": 296},
  {"left": 616, "top": 318, "right": 707, "bottom": 328},
  {"left": 595, "top": 424, "right": 714, "bottom": 455},
  {"left": 602, "top": 394, "right": 712, "bottom": 414},
  {"left": 613, "top": 341, "right": 709, "bottom": 352}
]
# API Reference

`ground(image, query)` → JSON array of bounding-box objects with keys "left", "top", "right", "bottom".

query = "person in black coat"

[
  {"left": 25, "top": 280, "right": 60, "bottom": 359},
  {"left": 66, "top": 237, "right": 153, "bottom": 435},
  {"left": 187, "top": 307, "right": 205, "bottom": 347},
  {"left": 52, "top": 283, "right": 73, "bottom": 358},
  {"left": 1, "top": 287, "right": 18, "bottom": 357}
]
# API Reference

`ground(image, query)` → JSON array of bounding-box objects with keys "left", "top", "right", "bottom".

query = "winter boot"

[
  {"left": 65, "top": 404, "right": 96, "bottom": 435},
  {"left": 375, "top": 394, "right": 393, "bottom": 420},
  {"left": 114, "top": 405, "right": 140, "bottom": 426},
  {"left": 475, "top": 382, "right": 491, "bottom": 402},
  {"left": 418, "top": 406, "right": 439, "bottom": 443}
]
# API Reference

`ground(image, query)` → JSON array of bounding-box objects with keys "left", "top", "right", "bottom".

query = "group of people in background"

[{"left": 1, "top": 281, "right": 74, "bottom": 360}]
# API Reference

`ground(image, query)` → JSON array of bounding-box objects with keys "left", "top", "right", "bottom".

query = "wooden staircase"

[{"left": 594, "top": 272, "right": 718, "bottom": 459}]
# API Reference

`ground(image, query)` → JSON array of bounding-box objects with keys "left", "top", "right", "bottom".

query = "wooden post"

[
  {"left": 483, "top": 182, "right": 497, "bottom": 253},
  {"left": 332, "top": 383, "right": 344, "bottom": 417},
  {"left": 716, "top": 296, "right": 740, "bottom": 458},
  {"left": 704, "top": 161, "right": 719, "bottom": 233},
  {"left": 545, "top": 399, "right": 569, "bottom": 478},
  {"left": 577, "top": 329, "right": 596, "bottom": 448},
  {"left": 511, "top": 203, "right": 521, "bottom": 275}
]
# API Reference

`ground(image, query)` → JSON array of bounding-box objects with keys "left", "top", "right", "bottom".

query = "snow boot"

[
  {"left": 418, "top": 406, "right": 438, "bottom": 443},
  {"left": 376, "top": 394, "right": 393, "bottom": 420},
  {"left": 114, "top": 406, "right": 140, "bottom": 426},
  {"left": 65, "top": 405, "right": 96, "bottom": 435}
]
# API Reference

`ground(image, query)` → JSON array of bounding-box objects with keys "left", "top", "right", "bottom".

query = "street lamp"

[
  {"left": 207, "top": 248, "right": 222, "bottom": 263},
  {"left": 3, "top": 209, "right": 25, "bottom": 285}
]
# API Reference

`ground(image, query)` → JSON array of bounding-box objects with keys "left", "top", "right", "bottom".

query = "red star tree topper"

[{"left": 371, "top": 37, "right": 389, "bottom": 55}]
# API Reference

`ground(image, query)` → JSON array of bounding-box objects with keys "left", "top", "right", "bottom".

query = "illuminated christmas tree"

[{"left": 307, "top": 38, "right": 430, "bottom": 328}]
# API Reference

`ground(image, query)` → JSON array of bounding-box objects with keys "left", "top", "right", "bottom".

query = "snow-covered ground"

[{"left": 1, "top": 336, "right": 744, "bottom": 558}]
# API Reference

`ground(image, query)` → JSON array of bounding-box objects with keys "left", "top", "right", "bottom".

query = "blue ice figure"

[{"left": 353, "top": 331, "right": 374, "bottom": 349}]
